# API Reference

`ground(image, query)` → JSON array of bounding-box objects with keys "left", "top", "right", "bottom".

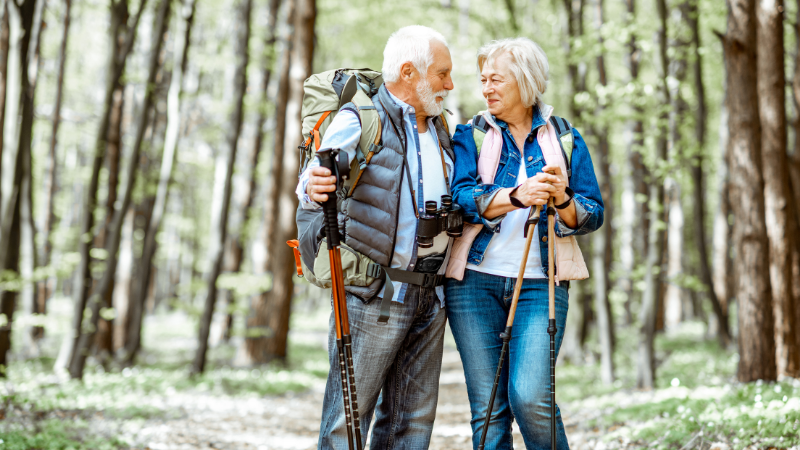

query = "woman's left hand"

[{"left": 541, "top": 165, "right": 568, "bottom": 204}]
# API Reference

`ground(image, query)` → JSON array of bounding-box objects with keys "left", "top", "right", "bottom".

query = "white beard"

[{"left": 416, "top": 79, "right": 448, "bottom": 117}]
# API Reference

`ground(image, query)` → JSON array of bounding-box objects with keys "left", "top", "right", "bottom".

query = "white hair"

[
  {"left": 477, "top": 38, "right": 549, "bottom": 107},
  {"left": 382, "top": 25, "right": 448, "bottom": 83}
]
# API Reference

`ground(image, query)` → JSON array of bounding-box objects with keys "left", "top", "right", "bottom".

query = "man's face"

[{"left": 413, "top": 41, "right": 454, "bottom": 116}]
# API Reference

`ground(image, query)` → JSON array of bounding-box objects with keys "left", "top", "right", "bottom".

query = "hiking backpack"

[{"left": 298, "top": 68, "right": 385, "bottom": 197}]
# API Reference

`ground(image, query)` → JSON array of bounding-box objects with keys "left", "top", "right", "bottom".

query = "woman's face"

[{"left": 480, "top": 53, "right": 522, "bottom": 120}]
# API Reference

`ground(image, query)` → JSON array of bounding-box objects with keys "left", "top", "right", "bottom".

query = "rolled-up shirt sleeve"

[{"left": 296, "top": 110, "right": 362, "bottom": 210}]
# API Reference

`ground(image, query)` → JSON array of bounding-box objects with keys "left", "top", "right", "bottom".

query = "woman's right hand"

[{"left": 510, "top": 171, "right": 561, "bottom": 206}]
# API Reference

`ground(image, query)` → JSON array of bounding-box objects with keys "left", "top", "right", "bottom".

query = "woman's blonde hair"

[{"left": 477, "top": 37, "right": 549, "bottom": 107}]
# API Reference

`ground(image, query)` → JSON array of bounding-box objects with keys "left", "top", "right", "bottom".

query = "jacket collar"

[
  {"left": 490, "top": 103, "right": 549, "bottom": 134},
  {"left": 377, "top": 84, "right": 407, "bottom": 138}
]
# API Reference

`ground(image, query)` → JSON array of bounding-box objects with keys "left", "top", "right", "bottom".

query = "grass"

[
  {"left": 1, "top": 302, "right": 331, "bottom": 449},
  {"left": 557, "top": 322, "right": 800, "bottom": 449},
  {"left": 0, "top": 419, "right": 128, "bottom": 450}
]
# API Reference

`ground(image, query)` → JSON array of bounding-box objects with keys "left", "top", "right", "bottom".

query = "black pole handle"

[{"left": 317, "top": 150, "right": 341, "bottom": 248}]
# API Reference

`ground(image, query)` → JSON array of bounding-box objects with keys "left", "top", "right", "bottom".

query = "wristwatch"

[{"left": 555, "top": 187, "right": 575, "bottom": 210}]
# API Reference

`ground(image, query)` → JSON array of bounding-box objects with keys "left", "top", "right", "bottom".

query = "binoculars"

[{"left": 417, "top": 195, "right": 464, "bottom": 248}]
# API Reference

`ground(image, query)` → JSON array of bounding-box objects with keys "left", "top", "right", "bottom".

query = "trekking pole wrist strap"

[{"left": 554, "top": 187, "right": 574, "bottom": 210}]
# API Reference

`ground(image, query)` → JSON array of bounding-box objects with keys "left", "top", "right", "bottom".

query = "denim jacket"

[{"left": 450, "top": 105, "right": 604, "bottom": 277}]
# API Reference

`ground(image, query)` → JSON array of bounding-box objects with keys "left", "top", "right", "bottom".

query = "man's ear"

[{"left": 400, "top": 62, "right": 416, "bottom": 82}]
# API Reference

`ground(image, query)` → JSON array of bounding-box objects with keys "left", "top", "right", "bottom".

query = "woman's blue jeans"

[{"left": 445, "top": 269, "right": 570, "bottom": 450}]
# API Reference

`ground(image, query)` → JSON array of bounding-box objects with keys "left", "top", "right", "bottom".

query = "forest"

[{"left": 0, "top": 0, "right": 799, "bottom": 448}]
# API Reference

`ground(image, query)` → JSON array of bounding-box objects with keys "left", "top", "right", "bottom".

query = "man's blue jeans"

[
  {"left": 318, "top": 285, "right": 446, "bottom": 449},
  {"left": 445, "top": 269, "right": 570, "bottom": 450}
]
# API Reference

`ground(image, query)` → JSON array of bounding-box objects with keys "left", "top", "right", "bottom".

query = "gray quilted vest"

[{"left": 295, "top": 84, "right": 454, "bottom": 302}]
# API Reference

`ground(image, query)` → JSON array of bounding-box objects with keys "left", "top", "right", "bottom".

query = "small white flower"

[
  {"left": 774, "top": 385, "right": 782, "bottom": 393},
  {"left": 671, "top": 378, "right": 680, "bottom": 387},
  {"left": 755, "top": 394, "right": 762, "bottom": 402}
]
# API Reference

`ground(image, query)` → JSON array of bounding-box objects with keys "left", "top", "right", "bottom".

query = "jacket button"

[
  {"left": 542, "top": 236, "right": 547, "bottom": 242},
  {"left": 527, "top": 156, "right": 533, "bottom": 162}
]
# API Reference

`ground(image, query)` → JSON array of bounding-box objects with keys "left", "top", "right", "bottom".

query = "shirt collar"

[{"left": 386, "top": 87, "right": 415, "bottom": 114}]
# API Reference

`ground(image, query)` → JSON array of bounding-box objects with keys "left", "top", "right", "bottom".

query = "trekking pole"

[
  {"left": 478, "top": 203, "right": 542, "bottom": 450},
  {"left": 546, "top": 196, "right": 557, "bottom": 450},
  {"left": 317, "top": 149, "right": 363, "bottom": 450}
]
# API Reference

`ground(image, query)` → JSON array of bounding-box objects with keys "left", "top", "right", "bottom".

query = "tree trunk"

[
  {"left": 722, "top": 0, "right": 777, "bottom": 383},
  {"left": 93, "top": 2, "right": 129, "bottom": 361},
  {"left": 561, "top": 0, "right": 586, "bottom": 121},
  {"left": 231, "top": 0, "right": 282, "bottom": 364},
  {"left": 0, "top": 0, "right": 9, "bottom": 227},
  {"left": 664, "top": 2, "right": 689, "bottom": 331},
  {"left": 712, "top": 102, "right": 734, "bottom": 331},
  {"left": 34, "top": 0, "right": 71, "bottom": 342},
  {"left": 0, "top": 0, "right": 36, "bottom": 375},
  {"left": 261, "top": 0, "right": 315, "bottom": 361},
  {"left": 221, "top": 0, "right": 281, "bottom": 345},
  {"left": 191, "top": 0, "right": 252, "bottom": 375},
  {"left": 67, "top": 0, "right": 161, "bottom": 379},
  {"left": 638, "top": 0, "right": 670, "bottom": 390},
  {"left": 242, "top": 0, "right": 295, "bottom": 364},
  {"left": 685, "top": 0, "right": 731, "bottom": 347},
  {"left": 261, "top": 0, "right": 295, "bottom": 274},
  {"left": 0, "top": 149, "right": 21, "bottom": 376},
  {"left": 757, "top": 0, "right": 799, "bottom": 379},
  {"left": 619, "top": 0, "right": 646, "bottom": 325},
  {"left": 123, "top": 0, "right": 196, "bottom": 364},
  {"left": 590, "top": 0, "right": 614, "bottom": 385}
]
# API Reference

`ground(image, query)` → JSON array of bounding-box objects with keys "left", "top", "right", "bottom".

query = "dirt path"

[{"left": 125, "top": 342, "right": 601, "bottom": 450}]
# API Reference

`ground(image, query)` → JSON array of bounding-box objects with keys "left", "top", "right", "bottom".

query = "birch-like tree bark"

[
  {"left": 757, "top": 0, "right": 799, "bottom": 378},
  {"left": 192, "top": 0, "right": 252, "bottom": 375},
  {"left": 722, "top": 0, "right": 777, "bottom": 383}
]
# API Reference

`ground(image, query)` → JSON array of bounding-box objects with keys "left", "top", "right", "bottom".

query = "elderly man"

[{"left": 296, "top": 25, "right": 455, "bottom": 449}]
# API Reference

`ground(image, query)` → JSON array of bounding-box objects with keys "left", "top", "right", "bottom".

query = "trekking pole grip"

[{"left": 317, "top": 150, "right": 341, "bottom": 248}]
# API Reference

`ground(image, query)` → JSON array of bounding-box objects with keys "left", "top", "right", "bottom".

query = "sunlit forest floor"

[{"left": 1, "top": 295, "right": 799, "bottom": 450}]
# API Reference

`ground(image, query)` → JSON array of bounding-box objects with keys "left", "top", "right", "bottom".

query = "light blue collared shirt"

[{"left": 296, "top": 90, "right": 453, "bottom": 306}]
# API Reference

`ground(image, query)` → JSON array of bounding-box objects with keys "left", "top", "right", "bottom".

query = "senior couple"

[{"left": 298, "top": 25, "right": 604, "bottom": 450}]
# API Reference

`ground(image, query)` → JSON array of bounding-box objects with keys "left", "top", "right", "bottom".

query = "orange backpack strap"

[
  {"left": 311, "top": 111, "right": 332, "bottom": 151},
  {"left": 286, "top": 240, "right": 304, "bottom": 277}
]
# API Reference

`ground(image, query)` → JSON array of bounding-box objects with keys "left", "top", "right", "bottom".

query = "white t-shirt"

[
  {"left": 466, "top": 161, "right": 546, "bottom": 279},
  {"left": 417, "top": 129, "right": 450, "bottom": 257}
]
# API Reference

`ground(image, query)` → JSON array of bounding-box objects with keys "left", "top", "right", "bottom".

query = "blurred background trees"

[{"left": 0, "top": 0, "right": 798, "bottom": 387}]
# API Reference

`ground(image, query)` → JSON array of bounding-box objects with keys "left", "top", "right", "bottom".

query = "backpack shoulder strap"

[
  {"left": 472, "top": 114, "right": 490, "bottom": 156},
  {"left": 549, "top": 115, "right": 574, "bottom": 178},
  {"left": 343, "top": 94, "right": 383, "bottom": 197}
]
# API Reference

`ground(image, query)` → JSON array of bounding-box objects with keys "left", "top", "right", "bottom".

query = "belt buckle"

[{"left": 421, "top": 273, "right": 441, "bottom": 288}]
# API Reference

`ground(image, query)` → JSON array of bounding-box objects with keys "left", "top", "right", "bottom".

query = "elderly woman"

[{"left": 445, "top": 38, "right": 604, "bottom": 449}]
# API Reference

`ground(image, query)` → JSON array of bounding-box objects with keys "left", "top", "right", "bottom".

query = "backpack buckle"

[{"left": 367, "top": 263, "right": 384, "bottom": 279}]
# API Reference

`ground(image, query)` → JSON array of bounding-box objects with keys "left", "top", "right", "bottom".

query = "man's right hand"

[{"left": 306, "top": 166, "right": 338, "bottom": 203}]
